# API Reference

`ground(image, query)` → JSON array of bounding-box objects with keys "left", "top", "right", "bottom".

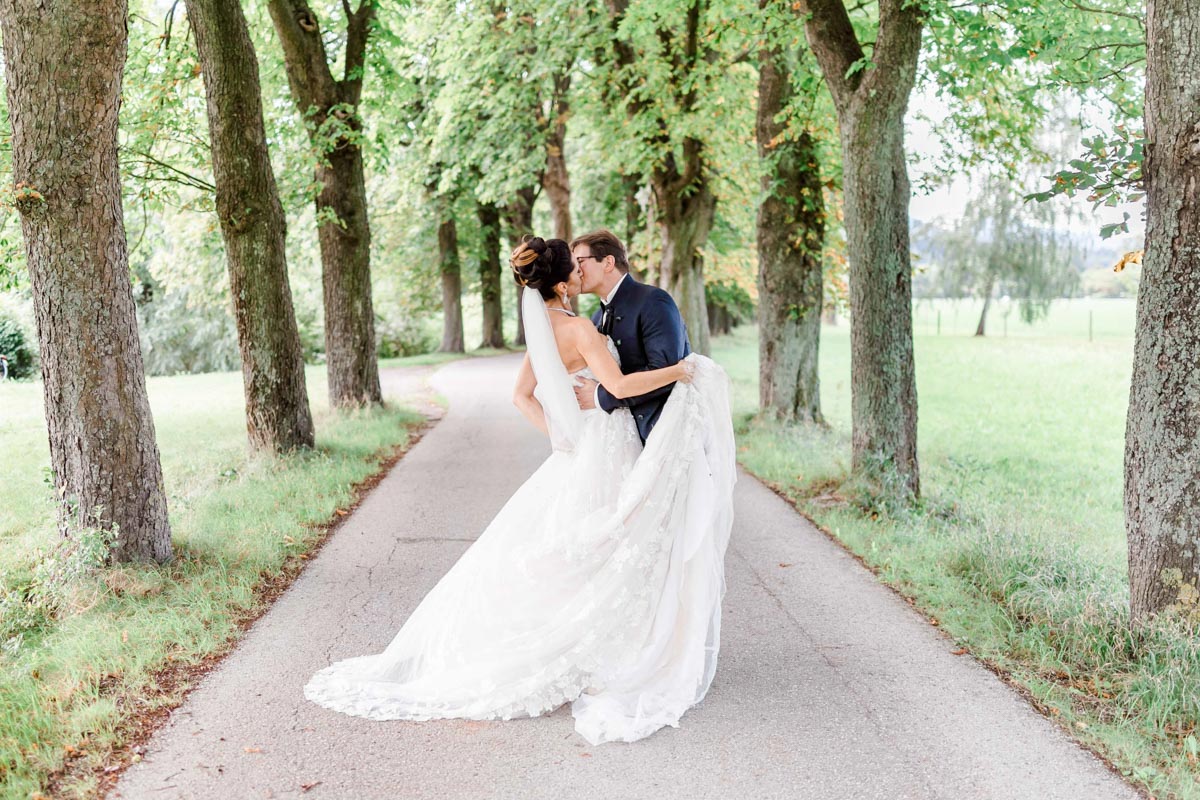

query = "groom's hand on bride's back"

[{"left": 574, "top": 377, "right": 598, "bottom": 410}]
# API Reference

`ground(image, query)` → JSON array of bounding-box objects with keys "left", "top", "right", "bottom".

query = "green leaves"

[{"left": 1026, "top": 126, "right": 1144, "bottom": 237}]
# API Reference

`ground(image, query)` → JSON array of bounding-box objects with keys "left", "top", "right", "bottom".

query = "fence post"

[{"left": 1089, "top": 309, "right": 1094, "bottom": 342}]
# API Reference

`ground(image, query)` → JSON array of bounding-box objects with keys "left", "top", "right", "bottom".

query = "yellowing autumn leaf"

[{"left": 1113, "top": 250, "right": 1143, "bottom": 273}]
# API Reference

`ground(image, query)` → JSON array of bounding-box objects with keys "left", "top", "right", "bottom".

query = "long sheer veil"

[{"left": 521, "top": 286, "right": 584, "bottom": 452}]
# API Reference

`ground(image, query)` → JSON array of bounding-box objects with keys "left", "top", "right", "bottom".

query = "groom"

[{"left": 571, "top": 230, "right": 691, "bottom": 444}]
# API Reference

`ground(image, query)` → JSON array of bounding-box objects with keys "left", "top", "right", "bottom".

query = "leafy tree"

[
  {"left": 756, "top": 0, "right": 833, "bottom": 423},
  {"left": 0, "top": 0, "right": 172, "bottom": 561},
  {"left": 268, "top": 0, "right": 383, "bottom": 407},
  {"left": 924, "top": 171, "right": 1080, "bottom": 336},
  {"left": 596, "top": 0, "right": 755, "bottom": 356},
  {"left": 799, "top": 0, "right": 924, "bottom": 502},
  {"left": 185, "top": 0, "right": 317, "bottom": 452}
]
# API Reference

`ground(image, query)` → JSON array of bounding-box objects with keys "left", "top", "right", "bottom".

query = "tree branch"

[
  {"left": 798, "top": 0, "right": 866, "bottom": 107},
  {"left": 266, "top": 0, "right": 338, "bottom": 116},
  {"left": 123, "top": 146, "right": 217, "bottom": 194},
  {"left": 1057, "top": 0, "right": 1145, "bottom": 25},
  {"left": 342, "top": 0, "right": 376, "bottom": 102}
]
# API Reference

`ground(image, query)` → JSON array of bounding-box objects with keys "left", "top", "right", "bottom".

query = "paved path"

[{"left": 113, "top": 354, "right": 1140, "bottom": 800}]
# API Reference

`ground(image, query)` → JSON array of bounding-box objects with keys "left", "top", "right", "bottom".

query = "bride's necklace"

[{"left": 547, "top": 303, "right": 576, "bottom": 317}]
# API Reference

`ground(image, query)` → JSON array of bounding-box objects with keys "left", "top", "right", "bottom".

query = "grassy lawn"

[
  {"left": 0, "top": 359, "right": 434, "bottom": 799},
  {"left": 713, "top": 298, "right": 1200, "bottom": 800}
]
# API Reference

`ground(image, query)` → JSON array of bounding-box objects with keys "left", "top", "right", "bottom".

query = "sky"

[{"left": 905, "top": 85, "right": 1146, "bottom": 267}]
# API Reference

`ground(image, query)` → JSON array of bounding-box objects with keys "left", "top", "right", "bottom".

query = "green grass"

[
  {"left": 712, "top": 300, "right": 1200, "bottom": 800},
  {"left": 0, "top": 360, "right": 431, "bottom": 799}
]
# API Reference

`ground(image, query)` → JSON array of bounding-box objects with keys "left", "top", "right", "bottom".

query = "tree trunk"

[
  {"left": 504, "top": 187, "right": 537, "bottom": 347},
  {"left": 0, "top": 0, "right": 172, "bottom": 561},
  {"left": 655, "top": 174, "right": 715, "bottom": 356},
  {"left": 438, "top": 197, "right": 464, "bottom": 353},
  {"left": 1125, "top": 0, "right": 1200, "bottom": 625},
  {"left": 315, "top": 131, "right": 381, "bottom": 406},
  {"left": 975, "top": 277, "right": 995, "bottom": 337},
  {"left": 478, "top": 200, "right": 505, "bottom": 348},
  {"left": 184, "top": 0, "right": 315, "bottom": 454},
  {"left": 802, "top": 0, "right": 923, "bottom": 501},
  {"left": 543, "top": 72, "right": 573, "bottom": 242},
  {"left": 267, "top": 0, "right": 382, "bottom": 407},
  {"left": 623, "top": 174, "right": 642, "bottom": 249},
  {"left": 756, "top": 25, "right": 824, "bottom": 425}
]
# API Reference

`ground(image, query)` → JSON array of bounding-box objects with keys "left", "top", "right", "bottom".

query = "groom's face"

[{"left": 573, "top": 245, "right": 608, "bottom": 295}]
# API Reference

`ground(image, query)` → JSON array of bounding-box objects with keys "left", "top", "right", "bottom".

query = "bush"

[
  {"left": 137, "top": 287, "right": 241, "bottom": 376},
  {"left": 376, "top": 314, "right": 437, "bottom": 358},
  {"left": 0, "top": 311, "right": 36, "bottom": 380}
]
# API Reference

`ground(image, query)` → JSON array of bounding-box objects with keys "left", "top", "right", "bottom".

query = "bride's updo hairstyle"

[{"left": 510, "top": 235, "right": 573, "bottom": 300}]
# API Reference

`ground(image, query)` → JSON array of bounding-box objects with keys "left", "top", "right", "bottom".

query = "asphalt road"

[{"left": 113, "top": 354, "right": 1141, "bottom": 800}]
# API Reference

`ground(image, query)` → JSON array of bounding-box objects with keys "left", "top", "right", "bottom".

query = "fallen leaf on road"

[
  {"left": 779, "top": 563, "right": 793, "bottom": 568},
  {"left": 580, "top": 753, "right": 592, "bottom": 758},
  {"left": 951, "top": 648, "right": 968, "bottom": 656},
  {"left": 301, "top": 781, "right": 322, "bottom": 792},
  {"left": 335, "top": 509, "right": 349, "bottom": 516},
  {"left": 244, "top": 746, "right": 264, "bottom": 754}
]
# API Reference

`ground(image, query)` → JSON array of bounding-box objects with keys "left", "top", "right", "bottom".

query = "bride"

[{"left": 305, "top": 236, "right": 736, "bottom": 745}]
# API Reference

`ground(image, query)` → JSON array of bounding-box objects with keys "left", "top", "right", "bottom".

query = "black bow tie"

[{"left": 598, "top": 302, "right": 614, "bottom": 336}]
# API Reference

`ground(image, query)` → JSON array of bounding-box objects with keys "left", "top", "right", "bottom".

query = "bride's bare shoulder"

[{"left": 556, "top": 315, "right": 597, "bottom": 340}]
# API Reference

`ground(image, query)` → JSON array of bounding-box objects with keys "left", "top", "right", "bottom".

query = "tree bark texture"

[
  {"left": 543, "top": 71, "right": 573, "bottom": 243},
  {"left": 504, "top": 187, "right": 537, "bottom": 346},
  {"left": 185, "top": 0, "right": 316, "bottom": 454},
  {"left": 268, "top": 0, "right": 382, "bottom": 407},
  {"left": 477, "top": 200, "right": 505, "bottom": 348},
  {"left": 656, "top": 173, "right": 715, "bottom": 355},
  {"left": 802, "top": 0, "right": 922, "bottom": 499},
  {"left": 0, "top": 0, "right": 173, "bottom": 561},
  {"left": 756, "top": 25, "right": 824, "bottom": 424},
  {"left": 1125, "top": 0, "right": 1200, "bottom": 624},
  {"left": 438, "top": 196, "right": 464, "bottom": 353}
]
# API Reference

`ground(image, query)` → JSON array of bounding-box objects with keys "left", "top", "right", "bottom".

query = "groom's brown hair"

[{"left": 570, "top": 229, "right": 630, "bottom": 274}]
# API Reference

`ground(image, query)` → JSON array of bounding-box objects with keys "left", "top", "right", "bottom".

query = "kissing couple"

[{"left": 305, "top": 229, "right": 736, "bottom": 745}]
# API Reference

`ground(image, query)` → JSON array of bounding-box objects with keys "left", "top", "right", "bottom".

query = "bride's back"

[{"left": 547, "top": 312, "right": 590, "bottom": 374}]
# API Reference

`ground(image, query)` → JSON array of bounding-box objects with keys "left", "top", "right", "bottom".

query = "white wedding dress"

[{"left": 304, "top": 288, "right": 736, "bottom": 744}]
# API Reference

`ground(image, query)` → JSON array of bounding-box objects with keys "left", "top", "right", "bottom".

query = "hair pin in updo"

[{"left": 509, "top": 242, "right": 540, "bottom": 269}]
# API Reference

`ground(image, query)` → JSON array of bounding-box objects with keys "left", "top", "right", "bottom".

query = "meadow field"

[{"left": 713, "top": 297, "right": 1200, "bottom": 799}]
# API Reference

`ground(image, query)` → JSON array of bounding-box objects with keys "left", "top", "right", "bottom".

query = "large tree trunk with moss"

[
  {"left": 543, "top": 72, "right": 573, "bottom": 242},
  {"left": 0, "top": 0, "right": 172, "bottom": 562},
  {"left": 1125, "top": 0, "right": 1200, "bottom": 625},
  {"left": 756, "top": 28, "right": 824, "bottom": 424},
  {"left": 185, "top": 0, "right": 315, "bottom": 454},
  {"left": 438, "top": 197, "right": 464, "bottom": 353},
  {"left": 504, "top": 187, "right": 537, "bottom": 346},
  {"left": 656, "top": 172, "right": 715, "bottom": 356},
  {"left": 268, "top": 0, "right": 382, "bottom": 407},
  {"left": 478, "top": 200, "right": 505, "bottom": 348},
  {"left": 802, "top": 0, "right": 922, "bottom": 500}
]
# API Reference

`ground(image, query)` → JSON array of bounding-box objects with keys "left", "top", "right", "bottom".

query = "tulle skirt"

[{"left": 304, "top": 356, "right": 736, "bottom": 744}]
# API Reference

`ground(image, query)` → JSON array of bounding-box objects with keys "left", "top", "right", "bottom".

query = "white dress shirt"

[{"left": 592, "top": 273, "right": 629, "bottom": 408}]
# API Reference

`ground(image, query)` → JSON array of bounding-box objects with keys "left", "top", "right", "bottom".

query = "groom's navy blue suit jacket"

[{"left": 591, "top": 275, "right": 691, "bottom": 444}]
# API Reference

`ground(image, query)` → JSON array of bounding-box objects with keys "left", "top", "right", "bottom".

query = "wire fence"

[{"left": 907, "top": 298, "right": 1136, "bottom": 342}]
